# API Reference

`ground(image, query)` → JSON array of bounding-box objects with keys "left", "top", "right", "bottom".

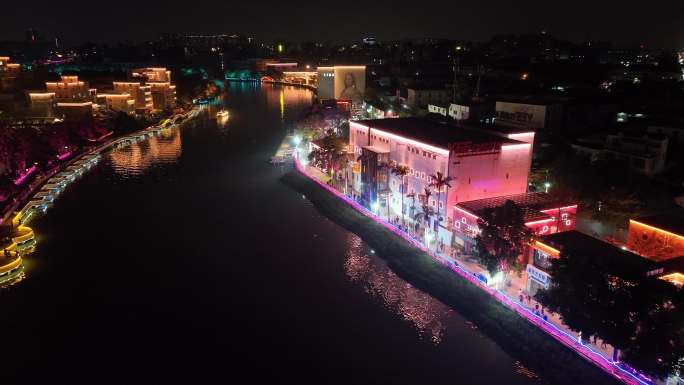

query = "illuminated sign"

[{"left": 526, "top": 264, "right": 550, "bottom": 288}]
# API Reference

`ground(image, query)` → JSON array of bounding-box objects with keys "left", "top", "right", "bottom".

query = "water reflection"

[
  {"left": 344, "top": 234, "right": 454, "bottom": 344},
  {"left": 109, "top": 128, "right": 182, "bottom": 177},
  {"left": 263, "top": 85, "right": 313, "bottom": 121}
]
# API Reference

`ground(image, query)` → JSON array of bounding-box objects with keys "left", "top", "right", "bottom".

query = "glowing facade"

[
  {"left": 45, "top": 75, "right": 91, "bottom": 101},
  {"left": 627, "top": 215, "right": 684, "bottom": 262},
  {"left": 97, "top": 92, "right": 135, "bottom": 114},
  {"left": 348, "top": 118, "right": 535, "bottom": 248},
  {"left": 0, "top": 56, "right": 21, "bottom": 91},
  {"left": 113, "top": 82, "right": 153, "bottom": 111},
  {"left": 130, "top": 67, "right": 176, "bottom": 111}
]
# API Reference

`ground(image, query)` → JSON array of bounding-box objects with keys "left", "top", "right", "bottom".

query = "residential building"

[
  {"left": 0, "top": 56, "right": 20, "bottom": 91},
  {"left": 45, "top": 75, "right": 91, "bottom": 101},
  {"left": 405, "top": 87, "right": 450, "bottom": 108},
  {"left": 128, "top": 67, "right": 176, "bottom": 111},
  {"left": 96, "top": 92, "right": 135, "bottom": 114},
  {"left": 428, "top": 104, "right": 447, "bottom": 117},
  {"left": 113, "top": 82, "right": 153, "bottom": 111},
  {"left": 572, "top": 132, "right": 668, "bottom": 176}
]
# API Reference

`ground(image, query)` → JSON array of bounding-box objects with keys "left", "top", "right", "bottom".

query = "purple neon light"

[
  {"left": 57, "top": 151, "right": 72, "bottom": 160},
  {"left": 14, "top": 165, "right": 37, "bottom": 186},
  {"left": 294, "top": 155, "right": 653, "bottom": 385}
]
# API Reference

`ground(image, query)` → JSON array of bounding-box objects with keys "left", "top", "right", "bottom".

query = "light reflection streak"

[
  {"left": 109, "top": 128, "right": 182, "bottom": 176},
  {"left": 344, "top": 234, "right": 453, "bottom": 344}
]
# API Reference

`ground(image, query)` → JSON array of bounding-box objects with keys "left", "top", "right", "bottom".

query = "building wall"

[
  {"left": 447, "top": 142, "right": 531, "bottom": 207},
  {"left": 113, "top": 82, "right": 153, "bottom": 110},
  {"left": 317, "top": 68, "right": 334, "bottom": 99},
  {"left": 448, "top": 104, "right": 470, "bottom": 120},
  {"left": 495, "top": 102, "right": 547, "bottom": 131},
  {"left": 349, "top": 121, "right": 449, "bottom": 216},
  {"left": 407, "top": 88, "right": 450, "bottom": 108},
  {"left": 46, "top": 76, "right": 90, "bottom": 101}
]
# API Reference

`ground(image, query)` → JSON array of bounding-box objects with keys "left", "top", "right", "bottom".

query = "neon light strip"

[
  {"left": 629, "top": 219, "right": 684, "bottom": 241},
  {"left": 351, "top": 123, "right": 450, "bottom": 156},
  {"left": 525, "top": 218, "right": 555, "bottom": 226},
  {"left": 453, "top": 205, "right": 479, "bottom": 219},
  {"left": 501, "top": 143, "right": 532, "bottom": 151},
  {"left": 294, "top": 155, "right": 651, "bottom": 385},
  {"left": 533, "top": 240, "right": 560, "bottom": 257}
]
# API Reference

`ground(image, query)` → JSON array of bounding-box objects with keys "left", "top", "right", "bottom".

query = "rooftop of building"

[
  {"left": 497, "top": 94, "right": 573, "bottom": 106},
  {"left": 353, "top": 118, "right": 521, "bottom": 149},
  {"left": 457, "top": 192, "right": 574, "bottom": 223},
  {"left": 631, "top": 212, "right": 684, "bottom": 236},
  {"left": 541, "top": 230, "right": 658, "bottom": 275}
]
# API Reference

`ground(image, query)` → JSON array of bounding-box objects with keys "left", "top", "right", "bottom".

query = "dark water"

[{"left": 0, "top": 84, "right": 542, "bottom": 385}]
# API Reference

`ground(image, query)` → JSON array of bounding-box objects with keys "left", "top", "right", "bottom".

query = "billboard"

[
  {"left": 333, "top": 66, "right": 365, "bottom": 102},
  {"left": 495, "top": 101, "right": 546, "bottom": 131}
]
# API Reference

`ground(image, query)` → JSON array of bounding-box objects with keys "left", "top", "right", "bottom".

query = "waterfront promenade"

[{"left": 292, "top": 152, "right": 652, "bottom": 385}]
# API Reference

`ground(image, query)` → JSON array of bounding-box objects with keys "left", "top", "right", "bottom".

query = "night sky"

[{"left": 2, "top": 0, "right": 683, "bottom": 48}]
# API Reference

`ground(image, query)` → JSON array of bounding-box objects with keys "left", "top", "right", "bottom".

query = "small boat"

[{"left": 216, "top": 110, "right": 229, "bottom": 119}]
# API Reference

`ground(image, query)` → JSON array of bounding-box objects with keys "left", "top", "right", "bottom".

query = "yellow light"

[
  {"left": 533, "top": 240, "right": 560, "bottom": 257},
  {"left": 629, "top": 219, "right": 684, "bottom": 241},
  {"left": 277, "top": 44, "right": 283, "bottom": 53},
  {"left": 659, "top": 273, "right": 684, "bottom": 286}
]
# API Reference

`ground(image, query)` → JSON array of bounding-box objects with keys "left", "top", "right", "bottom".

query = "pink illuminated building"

[
  {"left": 347, "top": 117, "right": 578, "bottom": 255},
  {"left": 348, "top": 118, "right": 539, "bottom": 249},
  {"left": 453, "top": 193, "right": 578, "bottom": 253}
]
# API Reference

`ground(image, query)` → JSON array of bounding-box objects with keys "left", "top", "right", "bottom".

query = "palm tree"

[
  {"left": 429, "top": 171, "right": 453, "bottom": 225},
  {"left": 390, "top": 163, "right": 410, "bottom": 226},
  {"left": 421, "top": 187, "right": 433, "bottom": 228}
]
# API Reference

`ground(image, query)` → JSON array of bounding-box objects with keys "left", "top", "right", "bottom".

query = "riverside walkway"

[{"left": 293, "top": 152, "right": 653, "bottom": 385}]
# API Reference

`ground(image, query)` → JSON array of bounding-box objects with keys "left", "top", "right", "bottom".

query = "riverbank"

[
  {"left": 0, "top": 109, "right": 196, "bottom": 227},
  {"left": 281, "top": 169, "right": 622, "bottom": 385}
]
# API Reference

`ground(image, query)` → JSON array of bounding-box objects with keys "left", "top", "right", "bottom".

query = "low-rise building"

[
  {"left": 428, "top": 104, "right": 447, "bottom": 117},
  {"left": 348, "top": 118, "right": 535, "bottom": 252},
  {"left": 45, "top": 75, "right": 91, "bottom": 101},
  {"left": 572, "top": 131, "right": 668, "bottom": 176},
  {"left": 525, "top": 230, "right": 659, "bottom": 296},
  {"left": 406, "top": 86, "right": 450, "bottom": 108},
  {"left": 96, "top": 92, "right": 135, "bottom": 114},
  {"left": 0, "top": 56, "right": 21, "bottom": 91},
  {"left": 454, "top": 193, "right": 577, "bottom": 254},
  {"left": 113, "top": 82, "right": 153, "bottom": 111}
]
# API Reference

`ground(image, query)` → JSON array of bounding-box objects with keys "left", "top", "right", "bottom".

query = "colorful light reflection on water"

[
  {"left": 109, "top": 128, "right": 182, "bottom": 177},
  {"left": 344, "top": 233, "right": 454, "bottom": 344}
]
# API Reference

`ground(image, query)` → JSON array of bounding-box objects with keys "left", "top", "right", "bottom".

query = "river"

[{"left": 0, "top": 83, "right": 543, "bottom": 385}]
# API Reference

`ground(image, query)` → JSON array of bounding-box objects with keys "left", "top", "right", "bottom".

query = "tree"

[
  {"left": 415, "top": 187, "right": 434, "bottom": 231},
  {"left": 429, "top": 171, "right": 453, "bottom": 224},
  {"left": 536, "top": 249, "right": 684, "bottom": 379},
  {"left": 475, "top": 200, "right": 531, "bottom": 275},
  {"left": 307, "top": 131, "right": 346, "bottom": 178},
  {"left": 390, "top": 163, "right": 410, "bottom": 226}
]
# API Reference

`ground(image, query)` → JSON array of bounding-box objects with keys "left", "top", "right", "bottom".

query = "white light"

[
  {"left": 292, "top": 136, "right": 302, "bottom": 145},
  {"left": 371, "top": 201, "right": 379, "bottom": 212}
]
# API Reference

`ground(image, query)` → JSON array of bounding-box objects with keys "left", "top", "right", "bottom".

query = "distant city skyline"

[{"left": 1, "top": 0, "right": 683, "bottom": 48}]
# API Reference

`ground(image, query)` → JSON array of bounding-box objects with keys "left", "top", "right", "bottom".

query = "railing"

[{"left": 294, "top": 154, "right": 652, "bottom": 385}]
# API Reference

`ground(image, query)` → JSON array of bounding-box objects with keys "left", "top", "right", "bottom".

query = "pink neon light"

[
  {"left": 524, "top": 218, "right": 555, "bottom": 226},
  {"left": 453, "top": 205, "right": 479, "bottom": 218},
  {"left": 350, "top": 122, "right": 450, "bottom": 156},
  {"left": 294, "top": 155, "right": 650, "bottom": 385},
  {"left": 13, "top": 165, "right": 37, "bottom": 186},
  {"left": 57, "top": 151, "right": 72, "bottom": 160}
]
